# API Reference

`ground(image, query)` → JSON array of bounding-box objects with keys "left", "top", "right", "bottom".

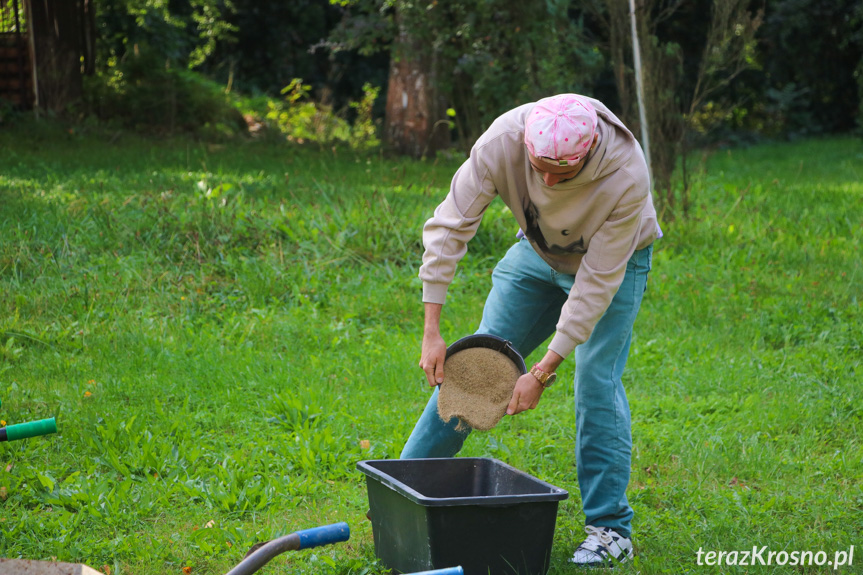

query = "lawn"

[{"left": 0, "top": 119, "right": 860, "bottom": 575}]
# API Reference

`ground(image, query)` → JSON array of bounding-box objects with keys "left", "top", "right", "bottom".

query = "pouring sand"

[{"left": 438, "top": 346, "right": 521, "bottom": 431}]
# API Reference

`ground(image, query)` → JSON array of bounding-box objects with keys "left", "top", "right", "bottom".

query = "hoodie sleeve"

[
  {"left": 548, "top": 172, "right": 648, "bottom": 358},
  {"left": 419, "top": 152, "right": 499, "bottom": 304}
]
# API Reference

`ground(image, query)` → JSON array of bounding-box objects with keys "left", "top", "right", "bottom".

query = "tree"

[
  {"left": 28, "top": 0, "right": 95, "bottom": 111},
  {"left": 588, "top": 0, "right": 761, "bottom": 219},
  {"left": 754, "top": 0, "right": 862, "bottom": 136},
  {"left": 383, "top": 7, "right": 449, "bottom": 158},
  {"left": 326, "top": 0, "right": 602, "bottom": 156}
]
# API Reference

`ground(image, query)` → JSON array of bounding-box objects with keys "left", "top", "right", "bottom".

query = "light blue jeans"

[{"left": 401, "top": 239, "right": 653, "bottom": 538}]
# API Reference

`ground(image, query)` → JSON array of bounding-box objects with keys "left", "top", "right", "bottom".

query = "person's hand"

[
  {"left": 506, "top": 372, "right": 545, "bottom": 415},
  {"left": 419, "top": 332, "right": 447, "bottom": 386}
]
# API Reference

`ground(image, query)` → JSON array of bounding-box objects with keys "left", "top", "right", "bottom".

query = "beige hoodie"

[{"left": 420, "top": 97, "right": 660, "bottom": 358}]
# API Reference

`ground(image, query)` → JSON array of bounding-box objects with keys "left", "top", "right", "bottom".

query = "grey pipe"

[{"left": 225, "top": 533, "right": 301, "bottom": 575}]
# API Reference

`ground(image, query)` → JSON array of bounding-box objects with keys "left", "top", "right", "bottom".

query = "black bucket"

[
  {"left": 358, "top": 458, "right": 568, "bottom": 575},
  {"left": 445, "top": 334, "right": 527, "bottom": 376}
]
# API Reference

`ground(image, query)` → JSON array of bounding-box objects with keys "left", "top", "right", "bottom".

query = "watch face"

[{"left": 545, "top": 373, "right": 557, "bottom": 386}]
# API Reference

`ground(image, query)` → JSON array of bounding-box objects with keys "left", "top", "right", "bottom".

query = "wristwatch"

[{"left": 530, "top": 363, "right": 557, "bottom": 388}]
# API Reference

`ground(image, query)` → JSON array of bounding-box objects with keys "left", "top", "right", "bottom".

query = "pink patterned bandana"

[{"left": 524, "top": 95, "right": 598, "bottom": 167}]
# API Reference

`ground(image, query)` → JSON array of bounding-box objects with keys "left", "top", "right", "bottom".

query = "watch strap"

[{"left": 530, "top": 363, "right": 556, "bottom": 388}]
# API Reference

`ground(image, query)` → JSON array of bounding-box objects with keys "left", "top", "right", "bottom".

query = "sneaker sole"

[{"left": 570, "top": 549, "right": 635, "bottom": 569}]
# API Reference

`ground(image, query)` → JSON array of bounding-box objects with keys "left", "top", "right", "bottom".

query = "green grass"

[{"left": 0, "top": 119, "right": 861, "bottom": 575}]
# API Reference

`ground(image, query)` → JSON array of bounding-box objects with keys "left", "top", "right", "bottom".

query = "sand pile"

[{"left": 437, "top": 346, "right": 521, "bottom": 431}]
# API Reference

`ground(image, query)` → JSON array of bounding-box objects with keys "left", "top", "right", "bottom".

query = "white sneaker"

[{"left": 569, "top": 525, "right": 634, "bottom": 568}]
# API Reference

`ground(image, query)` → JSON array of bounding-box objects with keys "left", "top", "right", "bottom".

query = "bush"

[
  {"left": 265, "top": 79, "right": 380, "bottom": 150},
  {"left": 0, "top": 97, "right": 19, "bottom": 126},
  {"left": 82, "top": 44, "right": 247, "bottom": 138}
]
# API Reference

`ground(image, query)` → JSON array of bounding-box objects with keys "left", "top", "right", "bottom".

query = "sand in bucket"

[{"left": 438, "top": 346, "right": 521, "bottom": 431}]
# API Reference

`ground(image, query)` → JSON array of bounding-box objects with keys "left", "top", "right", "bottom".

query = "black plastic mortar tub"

[
  {"left": 445, "top": 334, "right": 527, "bottom": 376},
  {"left": 357, "top": 458, "right": 568, "bottom": 575}
]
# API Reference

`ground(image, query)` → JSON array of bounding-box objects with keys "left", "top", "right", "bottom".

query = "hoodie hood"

[{"left": 550, "top": 97, "right": 641, "bottom": 187}]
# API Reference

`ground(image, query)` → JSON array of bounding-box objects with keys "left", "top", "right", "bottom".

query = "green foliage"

[
  {"left": 204, "top": 0, "right": 386, "bottom": 103},
  {"left": 266, "top": 80, "right": 380, "bottom": 150},
  {"left": 0, "top": 121, "right": 860, "bottom": 574},
  {"left": 0, "top": 97, "right": 20, "bottom": 126},
  {"left": 73, "top": 0, "right": 863, "bottom": 148},
  {"left": 83, "top": 44, "right": 246, "bottom": 137},
  {"left": 350, "top": 83, "right": 382, "bottom": 149},
  {"left": 743, "top": 0, "right": 862, "bottom": 136},
  {"left": 0, "top": 0, "right": 26, "bottom": 32},
  {"left": 68, "top": 0, "right": 862, "bottom": 148},
  {"left": 0, "top": 336, "right": 24, "bottom": 363},
  {"left": 444, "top": 0, "right": 603, "bottom": 138},
  {"left": 187, "top": 0, "right": 239, "bottom": 68},
  {"left": 327, "top": 0, "right": 603, "bottom": 140},
  {"left": 95, "top": 0, "right": 237, "bottom": 70}
]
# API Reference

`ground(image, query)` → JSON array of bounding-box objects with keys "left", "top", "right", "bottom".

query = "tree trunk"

[
  {"left": 384, "top": 15, "right": 449, "bottom": 159},
  {"left": 28, "top": 0, "right": 87, "bottom": 112},
  {"left": 607, "top": 0, "right": 634, "bottom": 125},
  {"left": 80, "top": 0, "right": 96, "bottom": 76}
]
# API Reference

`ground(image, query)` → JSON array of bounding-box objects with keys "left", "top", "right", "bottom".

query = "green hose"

[{"left": 2, "top": 418, "right": 57, "bottom": 441}]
